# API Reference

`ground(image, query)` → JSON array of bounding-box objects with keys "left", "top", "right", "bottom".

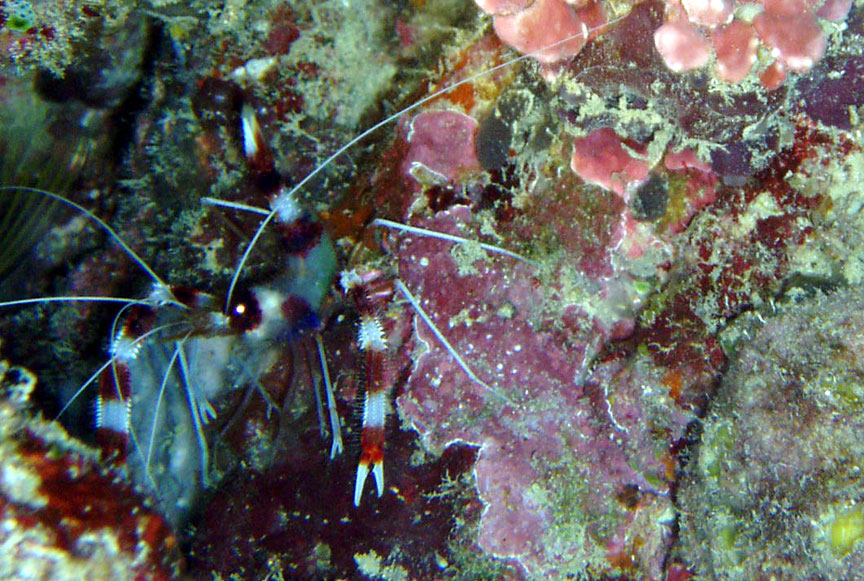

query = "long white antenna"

[
  {"left": 222, "top": 15, "right": 627, "bottom": 312},
  {"left": 394, "top": 279, "right": 515, "bottom": 407},
  {"left": 0, "top": 186, "right": 172, "bottom": 293},
  {"left": 55, "top": 320, "right": 186, "bottom": 419},
  {"left": 372, "top": 218, "right": 537, "bottom": 267},
  {"left": 0, "top": 296, "right": 148, "bottom": 308}
]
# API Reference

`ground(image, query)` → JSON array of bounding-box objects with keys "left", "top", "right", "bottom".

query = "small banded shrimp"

[
  {"left": 0, "top": 183, "right": 343, "bottom": 527},
  {"left": 0, "top": 2, "right": 624, "bottom": 533}
]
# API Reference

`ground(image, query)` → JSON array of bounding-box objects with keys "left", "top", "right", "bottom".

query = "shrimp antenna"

[
  {"left": 371, "top": 218, "right": 538, "bottom": 267},
  {"left": 200, "top": 197, "right": 269, "bottom": 216},
  {"left": 0, "top": 186, "right": 176, "bottom": 303},
  {"left": 222, "top": 15, "right": 628, "bottom": 313},
  {"left": 0, "top": 296, "right": 149, "bottom": 309},
  {"left": 54, "top": 320, "right": 187, "bottom": 419},
  {"left": 394, "top": 279, "right": 515, "bottom": 408}
]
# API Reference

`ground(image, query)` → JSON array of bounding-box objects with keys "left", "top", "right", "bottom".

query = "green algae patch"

[{"left": 828, "top": 508, "right": 864, "bottom": 557}]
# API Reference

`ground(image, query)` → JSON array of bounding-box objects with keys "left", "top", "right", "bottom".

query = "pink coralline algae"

[
  {"left": 711, "top": 20, "right": 759, "bottom": 82},
  {"left": 361, "top": 66, "right": 734, "bottom": 573},
  {"left": 475, "top": 0, "right": 606, "bottom": 65},
  {"left": 653, "top": 21, "right": 711, "bottom": 72},
  {"left": 570, "top": 128, "right": 651, "bottom": 198},
  {"left": 654, "top": 0, "right": 851, "bottom": 87},
  {"left": 569, "top": 128, "right": 718, "bottom": 238},
  {"left": 474, "top": 0, "right": 533, "bottom": 14},
  {"left": 380, "top": 97, "right": 708, "bottom": 571},
  {"left": 392, "top": 207, "right": 692, "bottom": 577},
  {"left": 681, "top": 0, "right": 734, "bottom": 26},
  {"left": 401, "top": 110, "right": 482, "bottom": 184},
  {"left": 752, "top": 0, "right": 826, "bottom": 73},
  {"left": 362, "top": 95, "right": 689, "bottom": 577},
  {"left": 661, "top": 150, "right": 718, "bottom": 233},
  {"left": 476, "top": 0, "right": 851, "bottom": 87}
]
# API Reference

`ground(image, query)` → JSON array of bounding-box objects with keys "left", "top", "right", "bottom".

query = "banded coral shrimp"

[
  {"left": 0, "top": 119, "right": 531, "bottom": 579},
  {"left": 0, "top": 183, "right": 340, "bottom": 527},
  {"left": 181, "top": 6, "right": 862, "bottom": 579},
  {"left": 5, "top": 0, "right": 614, "bottom": 458},
  {"left": 0, "top": 0, "right": 786, "bottom": 575}
]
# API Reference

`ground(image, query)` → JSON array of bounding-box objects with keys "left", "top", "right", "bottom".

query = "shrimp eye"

[{"left": 227, "top": 287, "right": 262, "bottom": 333}]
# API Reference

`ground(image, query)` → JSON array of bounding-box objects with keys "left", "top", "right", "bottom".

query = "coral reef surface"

[{"left": 1, "top": 0, "right": 864, "bottom": 578}]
